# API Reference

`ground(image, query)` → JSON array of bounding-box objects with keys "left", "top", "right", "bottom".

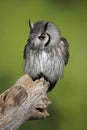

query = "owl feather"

[{"left": 24, "top": 20, "right": 69, "bottom": 92}]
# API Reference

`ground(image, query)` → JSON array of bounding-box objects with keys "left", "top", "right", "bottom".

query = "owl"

[{"left": 24, "top": 20, "right": 69, "bottom": 92}]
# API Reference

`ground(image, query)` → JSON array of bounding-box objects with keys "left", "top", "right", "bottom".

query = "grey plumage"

[{"left": 24, "top": 20, "right": 69, "bottom": 91}]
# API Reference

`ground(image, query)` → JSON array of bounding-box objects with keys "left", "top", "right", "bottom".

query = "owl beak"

[
  {"left": 38, "top": 33, "right": 45, "bottom": 41},
  {"left": 41, "top": 33, "right": 45, "bottom": 37}
]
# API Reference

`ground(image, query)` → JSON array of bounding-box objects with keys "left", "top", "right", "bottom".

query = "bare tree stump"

[{"left": 0, "top": 74, "right": 51, "bottom": 130}]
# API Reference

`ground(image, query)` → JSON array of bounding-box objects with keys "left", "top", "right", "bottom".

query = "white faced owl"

[{"left": 24, "top": 20, "right": 69, "bottom": 91}]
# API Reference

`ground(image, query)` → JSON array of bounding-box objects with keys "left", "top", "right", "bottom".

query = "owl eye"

[{"left": 38, "top": 33, "right": 45, "bottom": 41}]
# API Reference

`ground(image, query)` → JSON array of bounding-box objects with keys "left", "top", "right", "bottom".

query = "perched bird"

[{"left": 24, "top": 20, "right": 69, "bottom": 92}]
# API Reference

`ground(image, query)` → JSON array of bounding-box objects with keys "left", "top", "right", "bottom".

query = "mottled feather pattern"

[{"left": 60, "top": 37, "right": 69, "bottom": 65}]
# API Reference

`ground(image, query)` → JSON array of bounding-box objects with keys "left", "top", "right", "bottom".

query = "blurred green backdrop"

[{"left": 0, "top": 0, "right": 87, "bottom": 130}]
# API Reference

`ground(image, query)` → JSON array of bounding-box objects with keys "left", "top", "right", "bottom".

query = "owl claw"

[{"left": 40, "top": 77, "right": 45, "bottom": 81}]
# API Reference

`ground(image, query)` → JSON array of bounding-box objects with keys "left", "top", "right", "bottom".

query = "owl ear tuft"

[
  {"left": 44, "top": 22, "right": 49, "bottom": 32},
  {"left": 29, "top": 20, "right": 34, "bottom": 30}
]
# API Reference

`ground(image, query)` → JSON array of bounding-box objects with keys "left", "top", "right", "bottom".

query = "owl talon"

[{"left": 40, "top": 77, "right": 45, "bottom": 81}]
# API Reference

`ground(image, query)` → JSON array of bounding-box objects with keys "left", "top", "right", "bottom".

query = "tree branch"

[{"left": 0, "top": 74, "right": 51, "bottom": 130}]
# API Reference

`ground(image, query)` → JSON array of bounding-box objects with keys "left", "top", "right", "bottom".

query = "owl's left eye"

[{"left": 38, "top": 33, "right": 45, "bottom": 41}]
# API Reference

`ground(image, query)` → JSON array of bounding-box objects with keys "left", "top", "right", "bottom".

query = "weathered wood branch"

[{"left": 0, "top": 74, "right": 51, "bottom": 130}]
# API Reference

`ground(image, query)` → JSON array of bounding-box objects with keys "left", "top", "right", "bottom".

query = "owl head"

[{"left": 28, "top": 20, "right": 61, "bottom": 49}]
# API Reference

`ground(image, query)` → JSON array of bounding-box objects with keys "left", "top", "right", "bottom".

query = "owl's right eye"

[{"left": 38, "top": 33, "right": 45, "bottom": 41}]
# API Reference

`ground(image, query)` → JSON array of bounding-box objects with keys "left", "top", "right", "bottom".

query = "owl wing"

[
  {"left": 23, "top": 39, "right": 30, "bottom": 59},
  {"left": 60, "top": 37, "right": 69, "bottom": 65},
  {"left": 24, "top": 43, "right": 28, "bottom": 59}
]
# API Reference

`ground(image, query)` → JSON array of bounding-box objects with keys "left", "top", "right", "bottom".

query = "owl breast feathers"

[{"left": 24, "top": 20, "right": 69, "bottom": 91}]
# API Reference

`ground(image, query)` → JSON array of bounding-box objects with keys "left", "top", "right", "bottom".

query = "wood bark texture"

[{"left": 0, "top": 74, "right": 51, "bottom": 130}]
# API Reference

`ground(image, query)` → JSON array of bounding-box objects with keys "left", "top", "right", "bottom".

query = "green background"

[{"left": 0, "top": 0, "right": 87, "bottom": 130}]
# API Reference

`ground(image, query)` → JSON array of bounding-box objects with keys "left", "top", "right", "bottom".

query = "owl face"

[{"left": 29, "top": 20, "right": 60, "bottom": 49}]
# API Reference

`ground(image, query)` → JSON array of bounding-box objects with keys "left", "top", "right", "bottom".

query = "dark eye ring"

[{"left": 38, "top": 33, "right": 45, "bottom": 40}]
